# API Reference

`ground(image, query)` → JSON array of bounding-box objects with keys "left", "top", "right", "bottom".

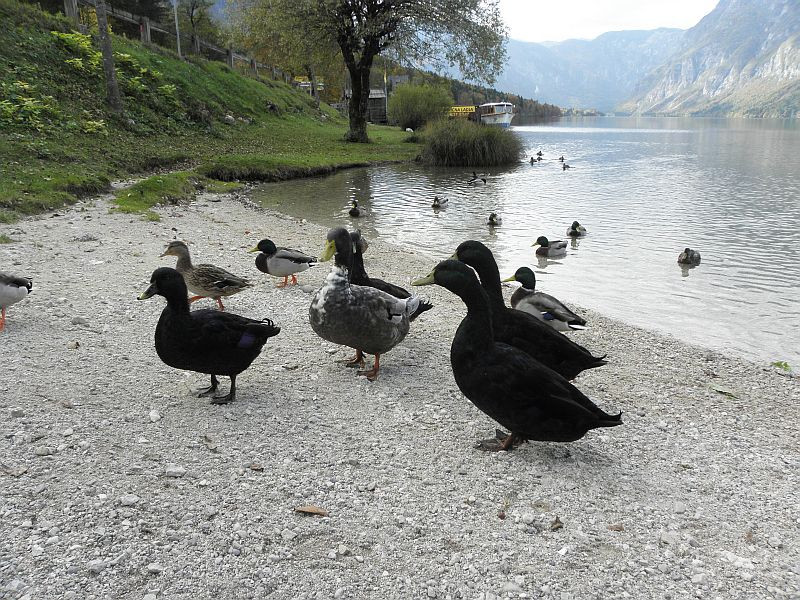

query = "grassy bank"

[{"left": 0, "top": 0, "right": 419, "bottom": 223}]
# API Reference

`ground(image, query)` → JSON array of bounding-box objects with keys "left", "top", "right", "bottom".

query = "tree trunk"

[
  {"left": 95, "top": 0, "right": 123, "bottom": 114},
  {"left": 346, "top": 63, "right": 370, "bottom": 143},
  {"left": 305, "top": 63, "right": 320, "bottom": 108}
]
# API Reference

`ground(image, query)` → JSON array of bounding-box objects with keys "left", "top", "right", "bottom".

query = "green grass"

[
  {"left": 421, "top": 119, "right": 523, "bottom": 167},
  {"left": 113, "top": 171, "right": 242, "bottom": 220},
  {"left": 0, "top": 0, "right": 419, "bottom": 220},
  {"left": 0, "top": 233, "right": 14, "bottom": 243}
]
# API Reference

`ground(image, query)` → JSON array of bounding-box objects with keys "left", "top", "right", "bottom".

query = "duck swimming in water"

[
  {"left": 413, "top": 260, "right": 621, "bottom": 450},
  {"left": 532, "top": 236, "right": 567, "bottom": 257},
  {"left": 487, "top": 212, "right": 503, "bottom": 227},
  {"left": 678, "top": 248, "right": 701, "bottom": 265},
  {"left": 0, "top": 272, "right": 32, "bottom": 332},
  {"left": 249, "top": 238, "right": 316, "bottom": 288},
  {"left": 451, "top": 241, "right": 607, "bottom": 380},
  {"left": 138, "top": 267, "right": 280, "bottom": 404},
  {"left": 503, "top": 267, "right": 587, "bottom": 332},
  {"left": 469, "top": 171, "right": 487, "bottom": 184},
  {"left": 432, "top": 196, "right": 449, "bottom": 209},
  {"left": 349, "top": 200, "right": 361, "bottom": 218},
  {"left": 566, "top": 221, "right": 587, "bottom": 237}
]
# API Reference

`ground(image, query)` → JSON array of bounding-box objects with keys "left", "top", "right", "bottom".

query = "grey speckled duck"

[{"left": 309, "top": 227, "right": 419, "bottom": 381}]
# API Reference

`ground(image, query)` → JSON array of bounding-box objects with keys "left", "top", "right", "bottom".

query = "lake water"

[{"left": 252, "top": 117, "right": 800, "bottom": 367}]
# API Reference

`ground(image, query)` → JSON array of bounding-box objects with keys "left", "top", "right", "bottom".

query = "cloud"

[{"left": 500, "top": 0, "right": 719, "bottom": 43}]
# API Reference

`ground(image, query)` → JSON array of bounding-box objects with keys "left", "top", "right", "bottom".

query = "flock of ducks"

[{"left": 130, "top": 226, "right": 620, "bottom": 448}]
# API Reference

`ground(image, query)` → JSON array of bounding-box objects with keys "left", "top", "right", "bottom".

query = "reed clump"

[{"left": 421, "top": 119, "right": 523, "bottom": 166}]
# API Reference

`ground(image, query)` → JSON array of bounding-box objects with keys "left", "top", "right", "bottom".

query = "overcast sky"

[{"left": 499, "top": 0, "right": 720, "bottom": 43}]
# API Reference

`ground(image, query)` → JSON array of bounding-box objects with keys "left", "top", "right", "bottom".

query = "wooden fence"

[{"left": 61, "top": 0, "right": 292, "bottom": 83}]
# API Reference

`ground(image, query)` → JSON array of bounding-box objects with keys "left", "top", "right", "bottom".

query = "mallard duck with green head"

[
  {"left": 532, "top": 236, "right": 567, "bottom": 257},
  {"left": 309, "top": 227, "right": 420, "bottom": 381},
  {"left": 413, "top": 260, "right": 621, "bottom": 450},
  {"left": 161, "top": 241, "right": 251, "bottom": 311},
  {"left": 566, "top": 221, "right": 587, "bottom": 237},
  {"left": 249, "top": 238, "right": 316, "bottom": 287},
  {"left": 502, "top": 266, "right": 587, "bottom": 331}
]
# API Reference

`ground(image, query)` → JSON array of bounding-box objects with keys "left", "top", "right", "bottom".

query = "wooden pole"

[
  {"left": 172, "top": 0, "right": 182, "bottom": 59},
  {"left": 140, "top": 16, "right": 151, "bottom": 43},
  {"left": 226, "top": 47, "right": 234, "bottom": 69},
  {"left": 95, "top": 0, "right": 123, "bottom": 114}
]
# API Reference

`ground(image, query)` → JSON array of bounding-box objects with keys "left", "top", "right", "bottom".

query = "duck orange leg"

[
  {"left": 216, "top": 297, "right": 226, "bottom": 311},
  {"left": 341, "top": 349, "right": 365, "bottom": 368},
  {"left": 188, "top": 295, "right": 205, "bottom": 304},
  {"left": 0, "top": 307, "right": 6, "bottom": 332},
  {"left": 357, "top": 354, "right": 380, "bottom": 381},
  {"left": 290, "top": 274, "right": 298, "bottom": 285},
  {"left": 276, "top": 276, "right": 288, "bottom": 288}
]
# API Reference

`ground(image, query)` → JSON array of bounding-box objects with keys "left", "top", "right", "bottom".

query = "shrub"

[
  {"left": 421, "top": 119, "right": 523, "bottom": 167},
  {"left": 388, "top": 84, "right": 453, "bottom": 131}
]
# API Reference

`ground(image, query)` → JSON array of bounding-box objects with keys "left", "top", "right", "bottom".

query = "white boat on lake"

[{"left": 479, "top": 102, "right": 514, "bottom": 128}]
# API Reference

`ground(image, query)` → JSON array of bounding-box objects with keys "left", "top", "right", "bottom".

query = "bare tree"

[{"left": 95, "top": 0, "right": 123, "bottom": 113}]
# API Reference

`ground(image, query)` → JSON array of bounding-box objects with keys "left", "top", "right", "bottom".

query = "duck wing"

[
  {"left": 0, "top": 272, "right": 33, "bottom": 289},
  {"left": 188, "top": 310, "right": 280, "bottom": 349},
  {"left": 274, "top": 248, "right": 317, "bottom": 264},
  {"left": 454, "top": 341, "right": 620, "bottom": 442},
  {"left": 529, "top": 292, "right": 586, "bottom": 326},
  {"left": 195, "top": 263, "right": 251, "bottom": 290}
]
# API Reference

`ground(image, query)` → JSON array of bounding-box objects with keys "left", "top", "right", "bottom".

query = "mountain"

[
  {"left": 495, "top": 29, "right": 685, "bottom": 112},
  {"left": 619, "top": 0, "right": 800, "bottom": 117}
]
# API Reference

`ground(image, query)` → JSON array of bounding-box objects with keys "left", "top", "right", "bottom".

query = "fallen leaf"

[
  {"left": 497, "top": 510, "right": 506, "bottom": 520},
  {"left": 711, "top": 386, "right": 737, "bottom": 398},
  {"left": 608, "top": 523, "right": 624, "bottom": 532},
  {"left": 550, "top": 516, "right": 563, "bottom": 531},
  {"left": 248, "top": 462, "right": 264, "bottom": 472},
  {"left": 294, "top": 505, "right": 329, "bottom": 517}
]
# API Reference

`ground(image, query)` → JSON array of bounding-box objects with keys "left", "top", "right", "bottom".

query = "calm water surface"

[{"left": 253, "top": 117, "right": 800, "bottom": 366}]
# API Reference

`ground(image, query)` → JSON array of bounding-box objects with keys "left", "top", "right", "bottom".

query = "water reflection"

[{"left": 252, "top": 117, "right": 800, "bottom": 366}]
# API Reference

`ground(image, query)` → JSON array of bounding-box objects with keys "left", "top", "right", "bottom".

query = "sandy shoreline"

[{"left": 1, "top": 190, "right": 798, "bottom": 600}]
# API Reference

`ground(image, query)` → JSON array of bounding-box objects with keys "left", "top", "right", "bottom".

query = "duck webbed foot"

[
  {"left": 357, "top": 354, "right": 380, "bottom": 381},
  {"left": 476, "top": 429, "right": 522, "bottom": 452},
  {"left": 197, "top": 374, "right": 220, "bottom": 397},
  {"left": 210, "top": 376, "right": 236, "bottom": 405},
  {"left": 340, "top": 349, "right": 366, "bottom": 368},
  {"left": 276, "top": 276, "right": 288, "bottom": 288}
]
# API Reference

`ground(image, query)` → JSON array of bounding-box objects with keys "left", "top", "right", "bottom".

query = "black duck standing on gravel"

[
  {"left": 413, "top": 260, "right": 622, "bottom": 450},
  {"left": 452, "top": 241, "right": 606, "bottom": 379},
  {"left": 249, "top": 238, "right": 316, "bottom": 288},
  {"left": 138, "top": 267, "right": 280, "bottom": 404},
  {"left": 0, "top": 271, "right": 32, "bottom": 332},
  {"left": 309, "top": 227, "right": 419, "bottom": 381},
  {"left": 349, "top": 230, "right": 433, "bottom": 323}
]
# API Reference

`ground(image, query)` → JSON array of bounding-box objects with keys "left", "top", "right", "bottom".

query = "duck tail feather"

[
  {"left": 410, "top": 300, "right": 434, "bottom": 322},
  {"left": 596, "top": 412, "right": 623, "bottom": 427}
]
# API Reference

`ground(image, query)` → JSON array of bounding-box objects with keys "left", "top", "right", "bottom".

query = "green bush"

[
  {"left": 388, "top": 84, "right": 453, "bottom": 131},
  {"left": 421, "top": 118, "right": 523, "bottom": 167}
]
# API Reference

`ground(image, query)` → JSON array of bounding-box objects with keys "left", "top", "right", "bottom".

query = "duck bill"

[
  {"left": 319, "top": 239, "right": 337, "bottom": 262},
  {"left": 531, "top": 242, "right": 541, "bottom": 247},
  {"left": 411, "top": 273, "right": 435, "bottom": 286},
  {"left": 247, "top": 246, "right": 259, "bottom": 253},
  {"left": 501, "top": 275, "right": 517, "bottom": 283},
  {"left": 159, "top": 251, "right": 169, "bottom": 258},
  {"left": 138, "top": 283, "right": 157, "bottom": 300}
]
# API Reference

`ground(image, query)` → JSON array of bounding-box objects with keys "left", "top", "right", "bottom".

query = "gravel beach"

[{"left": 1, "top": 189, "right": 798, "bottom": 600}]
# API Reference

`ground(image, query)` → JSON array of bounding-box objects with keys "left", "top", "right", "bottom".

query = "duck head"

[
  {"left": 349, "top": 229, "right": 368, "bottom": 254},
  {"left": 532, "top": 236, "right": 550, "bottom": 248},
  {"left": 249, "top": 239, "right": 277, "bottom": 254},
  {"left": 502, "top": 266, "right": 536, "bottom": 290},
  {"left": 571, "top": 221, "right": 581, "bottom": 230},
  {"left": 160, "top": 240, "right": 191, "bottom": 258},
  {"left": 320, "top": 227, "right": 353, "bottom": 269},
  {"left": 138, "top": 267, "right": 188, "bottom": 303}
]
